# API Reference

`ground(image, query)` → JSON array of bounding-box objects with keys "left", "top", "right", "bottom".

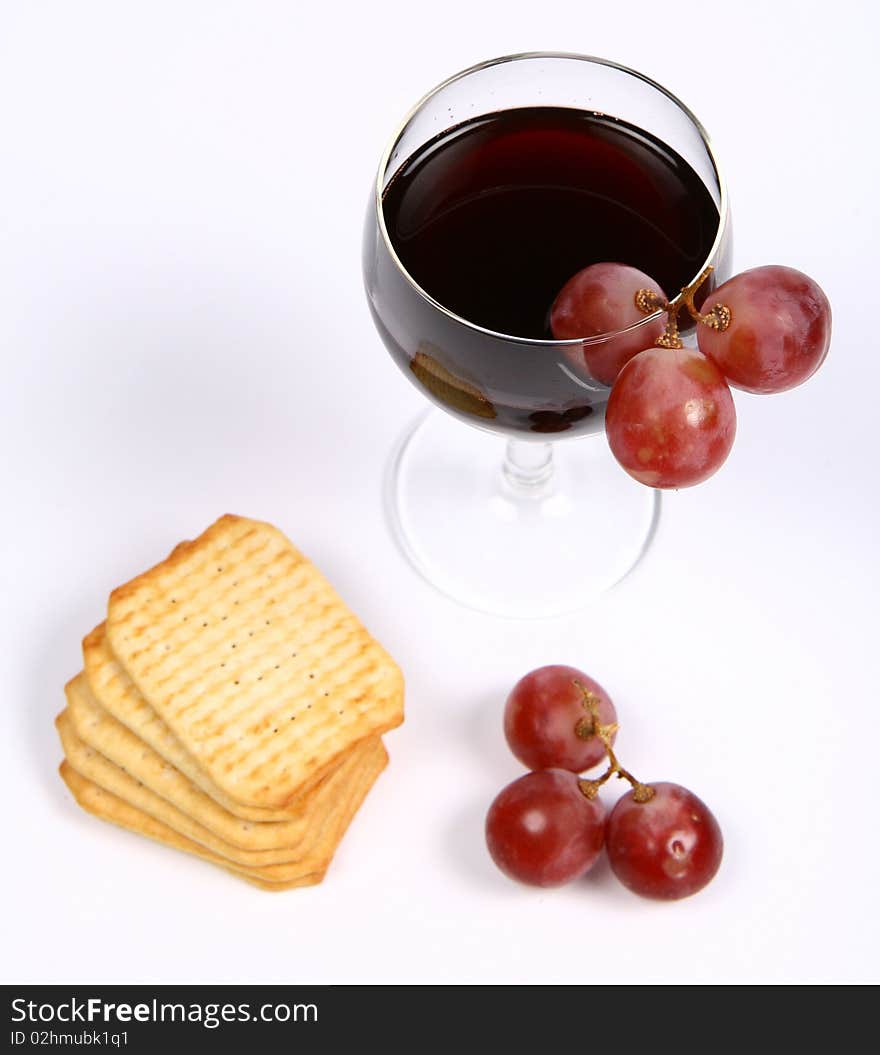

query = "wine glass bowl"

[{"left": 363, "top": 53, "right": 730, "bottom": 617}]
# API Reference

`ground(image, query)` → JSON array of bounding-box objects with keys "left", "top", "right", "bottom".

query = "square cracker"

[
  {"left": 59, "top": 763, "right": 319, "bottom": 891},
  {"left": 58, "top": 729, "right": 388, "bottom": 886},
  {"left": 65, "top": 675, "right": 377, "bottom": 852},
  {"left": 83, "top": 624, "right": 328, "bottom": 823},
  {"left": 106, "top": 514, "right": 404, "bottom": 809}
]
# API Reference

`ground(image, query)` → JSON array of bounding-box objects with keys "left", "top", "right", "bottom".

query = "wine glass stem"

[{"left": 502, "top": 439, "right": 554, "bottom": 497}]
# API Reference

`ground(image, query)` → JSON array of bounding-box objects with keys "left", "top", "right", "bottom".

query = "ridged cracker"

[
  {"left": 65, "top": 675, "right": 374, "bottom": 851},
  {"left": 59, "top": 763, "right": 321, "bottom": 891},
  {"left": 83, "top": 623, "right": 311, "bottom": 822},
  {"left": 57, "top": 710, "right": 387, "bottom": 872},
  {"left": 106, "top": 515, "right": 404, "bottom": 808},
  {"left": 410, "top": 345, "right": 497, "bottom": 420}
]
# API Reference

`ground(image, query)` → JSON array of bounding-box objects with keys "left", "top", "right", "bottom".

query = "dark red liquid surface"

[
  {"left": 368, "top": 107, "right": 723, "bottom": 436},
  {"left": 383, "top": 107, "right": 719, "bottom": 340}
]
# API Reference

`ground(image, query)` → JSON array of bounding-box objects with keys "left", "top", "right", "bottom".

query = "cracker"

[
  {"left": 65, "top": 674, "right": 375, "bottom": 851},
  {"left": 59, "top": 763, "right": 321, "bottom": 891},
  {"left": 106, "top": 514, "right": 404, "bottom": 808},
  {"left": 83, "top": 623, "right": 307, "bottom": 822},
  {"left": 410, "top": 345, "right": 497, "bottom": 419},
  {"left": 57, "top": 710, "right": 387, "bottom": 872}
]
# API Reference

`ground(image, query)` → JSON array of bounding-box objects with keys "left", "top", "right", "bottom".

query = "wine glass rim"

[{"left": 374, "top": 51, "right": 729, "bottom": 349}]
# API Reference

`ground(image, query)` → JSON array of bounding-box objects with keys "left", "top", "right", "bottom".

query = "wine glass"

[{"left": 363, "top": 53, "right": 730, "bottom": 618}]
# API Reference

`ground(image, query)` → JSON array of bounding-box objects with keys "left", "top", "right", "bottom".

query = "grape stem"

[
  {"left": 635, "top": 265, "right": 732, "bottom": 350},
  {"left": 573, "top": 682, "right": 655, "bottom": 804}
]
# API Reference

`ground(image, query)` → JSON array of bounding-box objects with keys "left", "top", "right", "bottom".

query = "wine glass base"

[{"left": 385, "top": 411, "right": 660, "bottom": 618}]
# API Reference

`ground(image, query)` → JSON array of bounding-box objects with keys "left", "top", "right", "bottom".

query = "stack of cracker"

[{"left": 56, "top": 514, "right": 404, "bottom": 890}]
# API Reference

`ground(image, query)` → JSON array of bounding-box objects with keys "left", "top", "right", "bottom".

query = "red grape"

[
  {"left": 486, "top": 769, "right": 605, "bottom": 887},
  {"left": 697, "top": 265, "right": 831, "bottom": 394},
  {"left": 504, "top": 665, "right": 616, "bottom": 773},
  {"left": 550, "top": 262, "right": 667, "bottom": 386},
  {"left": 606, "top": 782, "right": 723, "bottom": 900},
  {"left": 605, "top": 346, "right": 736, "bottom": 488}
]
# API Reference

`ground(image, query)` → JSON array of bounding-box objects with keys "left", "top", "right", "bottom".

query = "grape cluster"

[
  {"left": 486, "top": 665, "right": 723, "bottom": 900},
  {"left": 551, "top": 263, "right": 832, "bottom": 489}
]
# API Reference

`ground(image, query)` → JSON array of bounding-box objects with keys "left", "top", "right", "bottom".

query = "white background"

[{"left": 2, "top": 0, "right": 878, "bottom": 985}]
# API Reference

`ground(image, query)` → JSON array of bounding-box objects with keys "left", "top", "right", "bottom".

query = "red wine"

[
  {"left": 384, "top": 107, "right": 718, "bottom": 339},
  {"left": 368, "top": 107, "right": 724, "bottom": 435}
]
